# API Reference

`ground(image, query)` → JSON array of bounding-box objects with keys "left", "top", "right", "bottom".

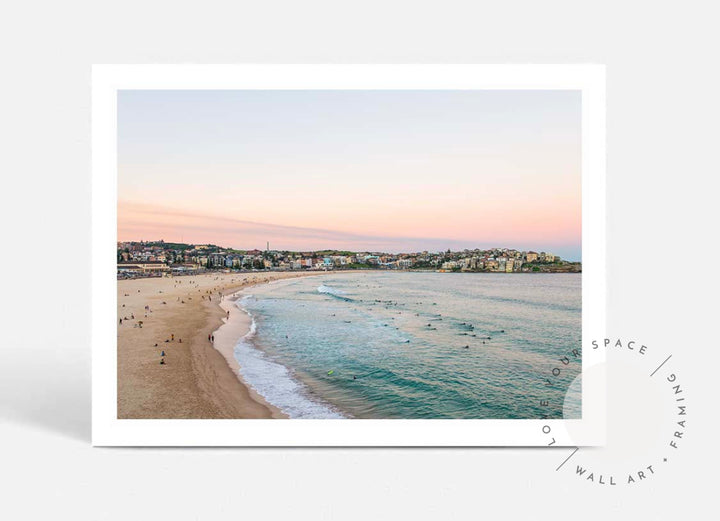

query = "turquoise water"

[{"left": 233, "top": 272, "right": 581, "bottom": 419}]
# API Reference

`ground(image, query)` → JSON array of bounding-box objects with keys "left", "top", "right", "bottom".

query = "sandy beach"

[{"left": 117, "top": 271, "right": 321, "bottom": 419}]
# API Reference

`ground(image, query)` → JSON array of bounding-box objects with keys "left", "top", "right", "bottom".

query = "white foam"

[
  {"left": 233, "top": 301, "right": 345, "bottom": 419},
  {"left": 317, "top": 284, "right": 346, "bottom": 296}
]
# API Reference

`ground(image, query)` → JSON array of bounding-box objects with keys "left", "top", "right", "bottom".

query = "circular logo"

[{"left": 547, "top": 338, "right": 688, "bottom": 486}]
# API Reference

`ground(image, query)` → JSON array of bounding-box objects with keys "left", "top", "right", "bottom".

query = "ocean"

[{"left": 232, "top": 271, "right": 581, "bottom": 419}]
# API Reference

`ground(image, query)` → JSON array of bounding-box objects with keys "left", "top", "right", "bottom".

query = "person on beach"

[
  {"left": 171, "top": 334, "right": 174, "bottom": 341},
  {"left": 119, "top": 318, "right": 122, "bottom": 325},
  {"left": 211, "top": 335, "right": 214, "bottom": 342},
  {"left": 208, "top": 334, "right": 211, "bottom": 341},
  {"left": 160, "top": 357, "right": 165, "bottom": 365},
  {"left": 161, "top": 350, "right": 165, "bottom": 356}
]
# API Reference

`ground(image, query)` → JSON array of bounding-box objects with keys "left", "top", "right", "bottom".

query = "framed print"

[{"left": 92, "top": 64, "right": 605, "bottom": 446}]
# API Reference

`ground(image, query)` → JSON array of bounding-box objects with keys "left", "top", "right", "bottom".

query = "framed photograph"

[{"left": 92, "top": 64, "right": 605, "bottom": 446}]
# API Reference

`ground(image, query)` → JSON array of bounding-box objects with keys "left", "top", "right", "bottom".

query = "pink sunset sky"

[{"left": 118, "top": 90, "right": 581, "bottom": 259}]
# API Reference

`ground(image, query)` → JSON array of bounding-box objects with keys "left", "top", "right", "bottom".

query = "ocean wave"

[
  {"left": 317, "top": 284, "right": 346, "bottom": 295},
  {"left": 238, "top": 294, "right": 254, "bottom": 305},
  {"left": 233, "top": 301, "right": 345, "bottom": 419},
  {"left": 317, "top": 284, "right": 353, "bottom": 301}
]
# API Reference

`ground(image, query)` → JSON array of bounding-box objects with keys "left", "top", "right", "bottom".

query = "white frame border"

[{"left": 92, "top": 64, "right": 606, "bottom": 446}]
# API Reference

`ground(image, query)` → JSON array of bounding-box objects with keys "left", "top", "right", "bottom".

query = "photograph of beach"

[{"left": 117, "top": 89, "right": 582, "bottom": 420}]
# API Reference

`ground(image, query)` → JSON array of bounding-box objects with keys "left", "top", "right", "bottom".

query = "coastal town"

[{"left": 117, "top": 240, "right": 581, "bottom": 278}]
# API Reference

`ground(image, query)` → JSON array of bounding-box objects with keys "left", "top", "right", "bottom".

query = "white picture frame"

[{"left": 92, "top": 64, "right": 605, "bottom": 446}]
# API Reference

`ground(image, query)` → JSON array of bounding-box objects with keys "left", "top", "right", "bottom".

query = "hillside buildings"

[{"left": 117, "top": 240, "right": 580, "bottom": 278}]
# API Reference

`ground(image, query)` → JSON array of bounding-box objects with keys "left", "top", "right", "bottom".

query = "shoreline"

[
  {"left": 210, "top": 273, "right": 330, "bottom": 419},
  {"left": 215, "top": 278, "right": 349, "bottom": 420},
  {"left": 117, "top": 271, "right": 322, "bottom": 419},
  {"left": 212, "top": 293, "right": 288, "bottom": 418}
]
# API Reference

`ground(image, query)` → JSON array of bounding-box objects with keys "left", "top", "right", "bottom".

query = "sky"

[{"left": 118, "top": 90, "right": 581, "bottom": 260}]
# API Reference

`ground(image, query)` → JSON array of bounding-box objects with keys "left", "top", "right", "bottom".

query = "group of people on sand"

[
  {"left": 159, "top": 333, "right": 180, "bottom": 365},
  {"left": 119, "top": 314, "right": 143, "bottom": 327},
  {"left": 121, "top": 274, "right": 257, "bottom": 366}
]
